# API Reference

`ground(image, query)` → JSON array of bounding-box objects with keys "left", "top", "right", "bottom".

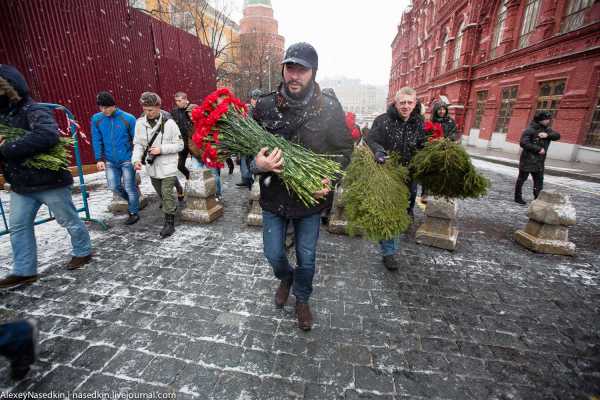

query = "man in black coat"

[
  {"left": 251, "top": 42, "right": 354, "bottom": 331},
  {"left": 0, "top": 65, "right": 92, "bottom": 289},
  {"left": 171, "top": 92, "right": 192, "bottom": 200},
  {"left": 514, "top": 110, "right": 561, "bottom": 204},
  {"left": 367, "top": 86, "right": 426, "bottom": 271}
]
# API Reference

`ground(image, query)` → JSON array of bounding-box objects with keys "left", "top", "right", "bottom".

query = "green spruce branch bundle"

[
  {"left": 409, "top": 138, "right": 489, "bottom": 199},
  {"left": 343, "top": 146, "right": 411, "bottom": 241},
  {"left": 0, "top": 123, "right": 73, "bottom": 171}
]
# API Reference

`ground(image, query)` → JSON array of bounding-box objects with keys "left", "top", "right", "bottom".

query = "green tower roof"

[{"left": 244, "top": 0, "right": 272, "bottom": 7}]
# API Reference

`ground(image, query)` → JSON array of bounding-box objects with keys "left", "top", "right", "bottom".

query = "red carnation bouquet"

[
  {"left": 191, "top": 88, "right": 344, "bottom": 207},
  {"left": 191, "top": 88, "right": 247, "bottom": 168},
  {"left": 424, "top": 120, "right": 444, "bottom": 143}
]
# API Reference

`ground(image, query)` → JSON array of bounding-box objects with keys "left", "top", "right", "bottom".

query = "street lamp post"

[{"left": 266, "top": 55, "right": 272, "bottom": 92}]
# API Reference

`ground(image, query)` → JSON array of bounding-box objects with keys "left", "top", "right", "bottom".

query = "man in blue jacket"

[
  {"left": 0, "top": 64, "right": 92, "bottom": 289},
  {"left": 91, "top": 91, "right": 140, "bottom": 224}
]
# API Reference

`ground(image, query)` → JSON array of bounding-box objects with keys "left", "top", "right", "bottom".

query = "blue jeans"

[
  {"left": 262, "top": 210, "right": 321, "bottom": 304},
  {"left": 379, "top": 180, "right": 417, "bottom": 257},
  {"left": 240, "top": 156, "right": 254, "bottom": 186},
  {"left": 408, "top": 180, "right": 418, "bottom": 212},
  {"left": 9, "top": 187, "right": 92, "bottom": 277},
  {"left": 379, "top": 237, "right": 400, "bottom": 256},
  {"left": 191, "top": 158, "right": 221, "bottom": 196},
  {"left": 106, "top": 160, "right": 139, "bottom": 214}
]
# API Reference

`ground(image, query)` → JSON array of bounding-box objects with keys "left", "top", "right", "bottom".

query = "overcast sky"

[{"left": 234, "top": 0, "right": 410, "bottom": 87}]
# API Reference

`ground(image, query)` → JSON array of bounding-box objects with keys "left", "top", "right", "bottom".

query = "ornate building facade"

[
  {"left": 389, "top": 0, "right": 600, "bottom": 164},
  {"left": 238, "top": 0, "right": 285, "bottom": 99}
]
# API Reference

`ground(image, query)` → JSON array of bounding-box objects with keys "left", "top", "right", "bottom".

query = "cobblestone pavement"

[{"left": 0, "top": 162, "right": 599, "bottom": 399}]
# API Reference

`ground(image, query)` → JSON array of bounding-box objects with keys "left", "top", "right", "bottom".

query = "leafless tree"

[{"left": 237, "top": 32, "right": 282, "bottom": 99}]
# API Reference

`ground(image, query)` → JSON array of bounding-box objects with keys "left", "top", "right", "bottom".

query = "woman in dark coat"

[
  {"left": 431, "top": 101, "right": 457, "bottom": 140},
  {"left": 514, "top": 111, "right": 561, "bottom": 204}
]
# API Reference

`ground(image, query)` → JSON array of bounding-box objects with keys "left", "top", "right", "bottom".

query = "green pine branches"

[
  {"left": 409, "top": 139, "right": 489, "bottom": 199},
  {"left": 343, "top": 146, "right": 411, "bottom": 242},
  {"left": 0, "top": 123, "right": 73, "bottom": 171}
]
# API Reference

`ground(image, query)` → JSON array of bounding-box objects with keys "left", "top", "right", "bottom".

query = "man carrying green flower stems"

[
  {"left": 250, "top": 42, "right": 354, "bottom": 331},
  {"left": 0, "top": 65, "right": 93, "bottom": 289}
]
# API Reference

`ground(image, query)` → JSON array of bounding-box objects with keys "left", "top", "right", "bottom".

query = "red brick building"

[
  {"left": 389, "top": 0, "right": 600, "bottom": 164},
  {"left": 238, "top": 0, "right": 285, "bottom": 99}
]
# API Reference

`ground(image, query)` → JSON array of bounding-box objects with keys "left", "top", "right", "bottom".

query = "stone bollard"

[
  {"left": 108, "top": 174, "right": 148, "bottom": 214},
  {"left": 247, "top": 181, "right": 262, "bottom": 226},
  {"left": 415, "top": 197, "right": 458, "bottom": 251},
  {"left": 514, "top": 190, "right": 576, "bottom": 256},
  {"left": 327, "top": 184, "right": 349, "bottom": 235},
  {"left": 180, "top": 168, "right": 223, "bottom": 223}
]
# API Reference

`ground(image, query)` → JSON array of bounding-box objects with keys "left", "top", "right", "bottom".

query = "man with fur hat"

[
  {"left": 91, "top": 91, "right": 140, "bottom": 225},
  {"left": 251, "top": 42, "right": 354, "bottom": 331},
  {"left": 132, "top": 92, "right": 183, "bottom": 238},
  {"left": 514, "top": 110, "right": 560, "bottom": 205},
  {"left": 0, "top": 65, "right": 92, "bottom": 288}
]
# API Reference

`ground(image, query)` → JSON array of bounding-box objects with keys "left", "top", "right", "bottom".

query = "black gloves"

[{"left": 375, "top": 151, "right": 387, "bottom": 164}]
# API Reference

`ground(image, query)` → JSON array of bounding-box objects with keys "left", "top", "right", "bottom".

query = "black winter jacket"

[
  {"left": 252, "top": 83, "right": 354, "bottom": 218},
  {"left": 519, "top": 121, "right": 560, "bottom": 172},
  {"left": 0, "top": 65, "right": 73, "bottom": 194},
  {"left": 367, "top": 103, "right": 426, "bottom": 166},
  {"left": 431, "top": 102, "right": 457, "bottom": 141},
  {"left": 171, "top": 105, "right": 192, "bottom": 143}
]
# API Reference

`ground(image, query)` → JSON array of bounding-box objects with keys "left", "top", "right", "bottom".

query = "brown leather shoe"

[
  {"left": 66, "top": 254, "right": 92, "bottom": 270},
  {"left": 296, "top": 303, "right": 313, "bottom": 331},
  {"left": 274, "top": 280, "right": 292, "bottom": 308},
  {"left": 0, "top": 275, "right": 38, "bottom": 289}
]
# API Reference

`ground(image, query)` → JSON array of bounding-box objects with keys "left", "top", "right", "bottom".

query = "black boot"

[
  {"left": 514, "top": 195, "right": 526, "bottom": 205},
  {"left": 159, "top": 214, "right": 175, "bottom": 238},
  {"left": 533, "top": 189, "right": 541, "bottom": 199},
  {"left": 0, "top": 320, "right": 38, "bottom": 380},
  {"left": 124, "top": 213, "right": 140, "bottom": 225}
]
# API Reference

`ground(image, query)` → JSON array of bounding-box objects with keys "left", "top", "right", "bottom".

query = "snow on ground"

[
  {"left": 472, "top": 158, "right": 600, "bottom": 196},
  {"left": 0, "top": 169, "right": 165, "bottom": 276}
]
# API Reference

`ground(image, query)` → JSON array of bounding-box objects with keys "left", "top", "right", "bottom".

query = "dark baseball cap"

[{"left": 282, "top": 42, "right": 318, "bottom": 70}]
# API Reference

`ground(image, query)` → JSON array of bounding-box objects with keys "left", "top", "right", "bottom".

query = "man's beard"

[{"left": 284, "top": 80, "right": 312, "bottom": 100}]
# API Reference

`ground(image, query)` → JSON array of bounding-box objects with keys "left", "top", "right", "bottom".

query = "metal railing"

[{"left": 0, "top": 103, "right": 107, "bottom": 236}]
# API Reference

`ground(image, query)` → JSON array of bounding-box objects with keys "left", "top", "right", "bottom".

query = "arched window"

[
  {"left": 491, "top": 0, "right": 509, "bottom": 58},
  {"left": 519, "top": 0, "right": 542, "bottom": 48},
  {"left": 439, "top": 32, "right": 449, "bottom": 73},
  {"left": 453, "top": 21, "right": 465, "bottom": 69}
]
